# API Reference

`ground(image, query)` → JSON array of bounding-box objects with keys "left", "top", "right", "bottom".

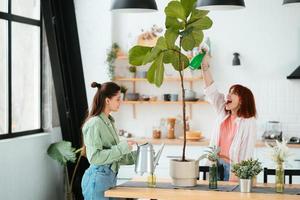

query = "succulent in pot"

[{"left": 231, "top": 158, "right": 263, "bottom": 193}]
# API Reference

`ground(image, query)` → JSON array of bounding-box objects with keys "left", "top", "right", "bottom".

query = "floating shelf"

[
  {"left": 122, "top": 100, "right": 208, "bottom": 105},
  {"left": 115, "top": 76, "right": 202, "bottom": 82}
]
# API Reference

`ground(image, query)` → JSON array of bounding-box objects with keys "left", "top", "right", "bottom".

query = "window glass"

[
  {"left": 0, "top": 0, "right": 7, "bottom": 12},
  {"left": 0, "top": 20, "right": 8, "bottom": 134},
  {"left": 11, "top": 22, "right": 40, "bottom": 132},
  {"left": 12, "top": 0, "right": 40, "bottom": 20}
]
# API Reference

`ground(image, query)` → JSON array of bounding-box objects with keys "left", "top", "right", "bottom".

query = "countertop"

[
  {"left": 105, "top": 177, "right": 300, "bottom": 200},
  {"left": 126, "top": 137, "right": 300, "bottom": 148}
]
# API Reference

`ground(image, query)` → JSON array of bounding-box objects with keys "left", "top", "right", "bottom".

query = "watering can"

[{"left": 135, "top": 143, "right": 165, "bottom": 175}]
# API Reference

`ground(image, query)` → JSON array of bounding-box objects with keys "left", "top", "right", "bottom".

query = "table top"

[{"left": 105, "top": 178, "right": 300, "bottom": 200}]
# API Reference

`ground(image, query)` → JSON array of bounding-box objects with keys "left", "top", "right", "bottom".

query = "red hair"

[{"left": 226, "top": 84, "right": 257, "bottom": 118}]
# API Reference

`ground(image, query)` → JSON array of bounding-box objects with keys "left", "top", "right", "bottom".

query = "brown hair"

[
  {"left": 226, "top": 84, "right": 257, "bottom": 118},
  {"left": 83, "top": 81, "right": 120, "bottom": 124}
]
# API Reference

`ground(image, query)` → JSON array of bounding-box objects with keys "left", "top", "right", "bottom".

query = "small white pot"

[
  {"left": 169, "top": 159, "right": 199, "bottom": 187},
  {"left": 239, "top": 179, "right": 252, "bottom": 193}
]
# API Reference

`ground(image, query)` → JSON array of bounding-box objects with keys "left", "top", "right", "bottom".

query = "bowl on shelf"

[
  {"left": 179, "top": 131, "right": 204, "bottom": 141},
  {"left": 141, "top": 95, "right": 150, "bottom": 101},
  {"left": 126, "top": 93, "right": 140, "bottom": 101}
]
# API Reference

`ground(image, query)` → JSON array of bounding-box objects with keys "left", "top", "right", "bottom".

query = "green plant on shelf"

[{"left": 106, "top": 43, "right": 120, "bottom": 80}]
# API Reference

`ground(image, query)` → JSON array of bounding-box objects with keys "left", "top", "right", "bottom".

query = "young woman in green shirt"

[{"left": 81, "top": 81, "right": 137, "bottom": 200}]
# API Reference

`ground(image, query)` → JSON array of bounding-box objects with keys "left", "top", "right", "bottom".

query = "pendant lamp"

[
  {"left": 283, "top": 0, "right": 300, "bottom": 4},
  {"left": 197, "top": 0, "right": 245, "bottom": 10},
  {"left": 111, "top": 0, "right": 158, "bottom": 13}
]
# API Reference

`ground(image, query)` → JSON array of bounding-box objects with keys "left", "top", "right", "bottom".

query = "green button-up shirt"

[{"left": 82, "top": 113, "right": 136, "bottom": 173}]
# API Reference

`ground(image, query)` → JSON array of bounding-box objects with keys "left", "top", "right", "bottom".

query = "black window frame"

[{"left": 0, "top": 0, "right": 43, "bottom": 140}]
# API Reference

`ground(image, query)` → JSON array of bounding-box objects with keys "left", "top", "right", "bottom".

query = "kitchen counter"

[
  {"left": 127, "top": 137, "right": 300, "bottom": 148},
  {"left": 105, "top": 177, "right": 300, "bottom": 200}
]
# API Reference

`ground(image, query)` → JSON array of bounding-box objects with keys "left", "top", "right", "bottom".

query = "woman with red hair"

[{"left": 201, "top": 52, "right": 257, "bottom": 181}]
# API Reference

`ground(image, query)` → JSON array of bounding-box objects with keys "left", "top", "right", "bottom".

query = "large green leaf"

[
  {"left": 189, "top": 9, "right": 209, "bottom": 23},
  {"left": 163, "top": 50, "right": 174, "bottom": 64},
  {"left": 147, "top": 62, "right": 156, "bottom": 84},
  {"left": 188, "top": 16, "right": 213, "bottom": 30},
  {"left": 143, "top": 47, "right": 161, "bottom": 65},
  {"left": 165, "top": 16, "right": 184, "bottom": 30},
  {"left": 129, "top": 46, "right": 153, "bottom": 66},
  {"left": 182, "top": 34, "right": 195, "bottom": 51},
  {"left": 192, "top": 30, "right": 204, "bottom": 47},
  {"left": 156, "top": 37, "right": 168, "bottom": 50},
  {"left": 47, "top": 141, "right": 76, "bottom": 166},
  {"left": 165, "top": 1, "right": 186, "bottom": 21},
  {"left": 181, "top": 0, "right": 197, "bottom": 17},
  {"left": 147, "top": 53, "right": 165, "bottom": 87},
  {"left": 171, "top": 52, "right": 189, "bottom": 71},
  {"left": 165, "top": 29, "right": 179, "bottom": 49}
]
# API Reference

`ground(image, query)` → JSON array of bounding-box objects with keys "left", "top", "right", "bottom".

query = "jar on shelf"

[{"left": 152, "top": 127, "right": 161, "bottom": 139}]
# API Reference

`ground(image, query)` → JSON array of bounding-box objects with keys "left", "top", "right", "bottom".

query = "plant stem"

[
  {"left": 70, "top": 153, "right": 83, "bottom": 193},
  {"left": 179, "top": 37, "right": 186, "bottom": 162},
  {"left": 65, "top": 166, "right": 71, "bottom": 193}
]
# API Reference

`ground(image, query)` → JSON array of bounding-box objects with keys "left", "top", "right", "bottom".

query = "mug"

[{"left": 163, "top": 94, "right": 171, "bottom": 101}]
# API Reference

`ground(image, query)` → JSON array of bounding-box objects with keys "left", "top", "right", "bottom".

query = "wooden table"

[{"left": 105, "top": 178, "right": 300, "bottom": 200}]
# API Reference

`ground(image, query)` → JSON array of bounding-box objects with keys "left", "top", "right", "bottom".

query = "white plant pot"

[
  {"left": 239, "top": 179, "right": 252, "bottom": 193},
  {"left": 169, "top": 159, "right": 199, "bottom": 187}
]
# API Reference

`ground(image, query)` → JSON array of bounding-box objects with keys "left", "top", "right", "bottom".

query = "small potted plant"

[
  {"left": 198, "top": 146, "right": 228, "bottom": 189},
  {"left": 120, "top": 85, "right": 128, "bottom": 100},
  {"left": 265, "top": 138, "right": 291, "bottom": 193},
  {"left": 231, "top": 158, "right": 263, "bottom": 193},
  {"left": 128, "top": 66, "right": 137, "bottom": 78}
]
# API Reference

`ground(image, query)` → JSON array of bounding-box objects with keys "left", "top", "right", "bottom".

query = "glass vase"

[
  {"left": 209, "top": 161, "right": 218, "bottom": 189},
  {"left": 147, "top": 173, "right": 156, "bottom": 188},
  {"left": 275, "top": 162, "right": 284, "bottom": 193}
]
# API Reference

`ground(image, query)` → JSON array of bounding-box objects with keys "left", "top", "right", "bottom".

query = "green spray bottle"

[{"left": 189, "top": 38, "right": 211, "bottom": 70}]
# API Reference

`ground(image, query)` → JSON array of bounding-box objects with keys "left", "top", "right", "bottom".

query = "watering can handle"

[{"left": 153, "top": 143, "right": 165, "bottom": 168}]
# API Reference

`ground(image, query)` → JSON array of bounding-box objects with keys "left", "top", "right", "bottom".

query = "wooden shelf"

[
  {"left": 122, "top": 100, "right": 208, "bottom": 105},
  {"left": 116, "top": 55, "right": 128, "bottom": 60},
  {"left": 115, "top": 76, "right": 202, "bottom": 82}
]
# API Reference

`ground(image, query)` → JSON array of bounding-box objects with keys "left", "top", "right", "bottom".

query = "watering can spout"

[{"left": 153, "top": 143, "right": 165, "bottom": 167}]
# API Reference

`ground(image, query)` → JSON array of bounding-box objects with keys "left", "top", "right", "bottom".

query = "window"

[{"left": 0, "top": 1, "right": 42, "bottom": 139}]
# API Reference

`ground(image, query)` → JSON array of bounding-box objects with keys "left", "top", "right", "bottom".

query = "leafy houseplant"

[
  {"left": 129, "top": 0, "right": 211, "bottom": 159},
  {"left": 106, "top": 43, "right": 120, "bottom": 80},
  {"left": 128, "top": 0, "right": 212, "bottom": 186},
  {"left": 231, "top": 158, "right": 263, "bottom": 193},
  {"left": 198, "top": 146, "right": 228, "bottom": 189},
  {"left": 265, "top": 138, "right": 291, "bottom": 193},
  {"left": 47, "top": 141, "right": 84, "bottom": 200}
]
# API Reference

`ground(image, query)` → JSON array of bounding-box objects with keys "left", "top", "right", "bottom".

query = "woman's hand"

[
  {"left": 127, "top": 140, "right": 137, "bottom": 150},
  {"left": 200, "top": 48, "right": 210, "bottom": 70}
]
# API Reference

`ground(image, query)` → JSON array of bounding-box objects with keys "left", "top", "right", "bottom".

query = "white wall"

[
  {"left": 0, "top": 128, "right": 64, "bottom": 200},
  {"left": 108, "top": 0, "right": 300, "bottom": 140},
  {"left": 74, "top": 0, "right": 112, "bottom": 105}
]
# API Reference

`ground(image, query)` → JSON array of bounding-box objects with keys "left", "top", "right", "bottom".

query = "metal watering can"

[{"left": 135, "top": 143, "right": 165, "bottom": 175}]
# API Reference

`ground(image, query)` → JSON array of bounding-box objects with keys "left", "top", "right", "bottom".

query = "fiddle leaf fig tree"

[{"left": 129, "top": 0, "right": 212, "bottom": 161}]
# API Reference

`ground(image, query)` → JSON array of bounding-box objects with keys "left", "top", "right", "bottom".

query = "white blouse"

[{"left": 204, "top": 83, "right": 257, "bottom": 166}]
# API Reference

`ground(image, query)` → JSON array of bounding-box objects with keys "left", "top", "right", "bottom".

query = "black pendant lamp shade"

[
  {"left": 197, "top": 0, "right": 245, "bottom": 10},
  {"left": 283, "top": 0, "right": 300, "bottom": 4},
  {"left": 111, "top": 0, "right": 158, "bottom": 13}
]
